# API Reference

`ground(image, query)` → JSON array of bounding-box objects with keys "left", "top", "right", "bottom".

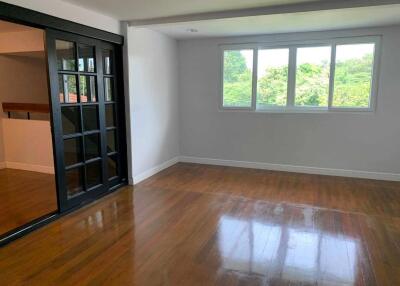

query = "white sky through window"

[
  {"left": 336, "top": 43, "right": 374, "bottom": 61},
  {"left": 258, "top": 49, "right": 289, "bottom": 77},
  {"left": 240, "top": 43, "right": 374, "bottom": 76},
  {"left": 241, "top": 50, "right": 253, "bottom": 69},
  {"left": 297, "top": 46, "right": 331, "bottom": 65}
]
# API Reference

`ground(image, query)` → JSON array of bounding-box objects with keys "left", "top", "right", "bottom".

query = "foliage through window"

[
  {"left": 295, "top": 46, "right": 331, "bottom": 107},
  {"left": 221, "top": 37, "right": 379, "bottom": 111},
  {"left": 333, "top": 44, "right": 375, "bottom": 108},
  {"left": 257, "top": 48, "right": 289, "bottom": 108},
  {"left": 223, "top": 49, "right": 253, "bottom": 108}
]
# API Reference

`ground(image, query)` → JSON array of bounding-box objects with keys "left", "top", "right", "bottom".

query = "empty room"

[{"left": 0, "top": 0, "right": 399, "bottom": 285}]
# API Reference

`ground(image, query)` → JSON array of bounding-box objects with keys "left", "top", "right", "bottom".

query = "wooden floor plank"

[
  {"left": 0, "top": 168, "right": 57, "bottom": 235},
  {"left": 1, "top": 163, "right": 400, "bottom": 285}
]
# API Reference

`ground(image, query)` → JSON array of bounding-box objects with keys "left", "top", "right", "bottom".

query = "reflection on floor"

[
  {"left": 1, "top": 163, "right": 400, "bottom": 285},
  {"left": 0, "top": 168, "right": 57, "bottom": 235}
]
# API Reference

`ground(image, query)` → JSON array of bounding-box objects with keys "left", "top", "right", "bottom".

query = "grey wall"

[
  {"left": 178, "top": 26, "right": 400, "bottom": 174},
  {"left": 128, "top": 28, "right": 180, "bottom": 180}
]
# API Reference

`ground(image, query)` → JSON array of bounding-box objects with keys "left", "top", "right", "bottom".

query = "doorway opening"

[
  {"left": 0, "top": 4, "right": 127, "bottom": 244},
  {"left": 0, "top": 20, "right": 57, "bottom": 236}
]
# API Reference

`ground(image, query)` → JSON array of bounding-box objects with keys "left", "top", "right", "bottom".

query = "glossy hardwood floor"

[
  {"left": 1, "top": 163, "right": 400, "bottom": 285},
  {"left": 0, "top": 168, "right": 57, "bottom": 235}
]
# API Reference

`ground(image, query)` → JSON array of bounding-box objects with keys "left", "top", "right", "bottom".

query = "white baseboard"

[
  {"left": 131, "top": 155, "right": 400, "bottom": 184},
  {"left": 4, "top": 161, "right": 55, "bottom": 174},
  {"left": 133, "top": 156, "right": 180, "bottom": 184},
  {"left": 0, "top": 161, "right": 5, "bottom": 169},
  {"left": 179, "top": 156, "right": 400, "bottom": 182}
]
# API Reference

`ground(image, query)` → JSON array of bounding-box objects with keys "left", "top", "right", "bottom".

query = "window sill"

[{"left": 219, "top": 107, "right": 375, "bottom": 114}]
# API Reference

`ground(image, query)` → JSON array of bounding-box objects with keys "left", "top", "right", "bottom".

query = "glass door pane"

[
  {"left": 103, "top": 47, "right": 122, "bottom": 183},
  {"left": 47, "top": 30, "right": 126, "bottom": 211}
]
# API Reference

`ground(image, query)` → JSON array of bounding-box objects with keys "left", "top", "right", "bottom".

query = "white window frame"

[{"left": 219, "top": 35, "right": 381, "bottom": 113}]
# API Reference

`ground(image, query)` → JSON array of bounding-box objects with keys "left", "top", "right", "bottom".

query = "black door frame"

[
  {"left": 0, "top": 1, "right": 128, "bottom": 246},
  {"left": 0, "top": 2, "right": 123, "bottom": 44},
  {"left": 47, "top": 29, "right": 127, "bottom": 211}
]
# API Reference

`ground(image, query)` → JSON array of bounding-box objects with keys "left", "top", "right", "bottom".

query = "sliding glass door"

[{"left": 46, "top": 30, "right": 126, "bottom": 211}]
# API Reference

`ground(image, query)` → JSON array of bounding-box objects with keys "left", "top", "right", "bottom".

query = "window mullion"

[
  {"left": 287, "top": 47, "right": 297, "bottom": 107},
  {"left": 328, "top": 44, "right": 336, "bottom": 109},
  {"left": 251, "top": 48, "right": 258, "bottom": 111}
]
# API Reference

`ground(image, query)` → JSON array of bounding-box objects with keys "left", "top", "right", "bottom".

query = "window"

[
  {"left": 257, "top": 48, "right": 289, "bottom": 108},
  {"left": 222, "top": 49, "right": 254, "bottom": 108},
  {"left": 295, "top": 46, "right": 331, "bottom": 107},
  {"left": 333, "top": 43, "right": 375, "bottom": 108},
  {"left": 220, "top": 36, "right": 380, "bottom": 112}
]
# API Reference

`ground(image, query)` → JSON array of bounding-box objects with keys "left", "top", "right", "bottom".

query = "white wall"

[
  {"left": 0, "top": 29, "right": 44, "bottom": 53},
  {"left": 0, "top": 31, "right": 53, "bottom": 172},
  {"left": 178, "top": 26, "right": 400, "bottom": 176},
  {"left": 127, "top": 28, "right": 180, "bottom": 183},
  {"left": 0, "top": 53, "right": 50, "bottom": 119},
  {"left": 2, "top": 119, "right": 54, "bottom": 173},
  {"left": 0, "top": 53, "right": 51, "bottom": 166},
  {"left": 0, "top": 28, "right": 49, "bottom": 166},
  {"left": 0, "top": 118, "right": 4, "bottom": 165},
  {"left": 2, "top": 0, "right": 120, "bottom": 34}
]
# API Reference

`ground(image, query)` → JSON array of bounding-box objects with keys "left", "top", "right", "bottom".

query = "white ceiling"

[
  {"left": 60, "top": 1, "right": 400, "bottom": 39},
  {"left": 63, "top": 0, "right": 319, "bottom": 20},
  {"left": 147, "top": 4, "right": 400, "bottom": 39}
]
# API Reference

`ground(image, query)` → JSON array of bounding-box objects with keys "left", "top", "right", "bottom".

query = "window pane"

[
  {"left": 64, "top": 137, "right": 82, "bottom": 166},
  {"left": 107, "top": 130, "right": 116, "bottom": 153},
  {"left": 105, "top": 104, "right": 115, "bottom": 127},
  {"left": 104, "top": 77, "right": 114, "bottom": 101},
  {"left": 56, "top": 40, "right": 76, "bottom": 71},
  {"left": 66, "top": 167, "right": 84, "bottom": 198},
  {"left": 61, "top": 106, "right": 81, "bottom": 135},
  {"left": 58, "top": 74, "right": 78, "bottom": 103},
  {"left": 80, "top": 76, "right": 97, "bottom": 103},
  {"left": 84, "top": 133, "right": 100, "bottom": 161},
  {"left": 223, "top": 49, "right": 253, "bottom": 108},
  {"left": 78, "top": 44, "right": 95, "bottom": 72},
  {"left": 333, "top": 43, "right": 375, "bottom": 108},
  {"left": 82, "top": 105, "right": 99, "bottom": 131},
  {"left": 107, "top": 155, "right": 118, "bottom": 179},
  {"left": 257, "top": 49, "right": 289, "bottom": 108},
  {"left": 295, "top": 46, "right": 331, "bottom": 107},
  {"left": 86, "top": 160, "right": 102, "bottom": 188},
  {"left": 103, "top": 49, "right": 113, "bottom": 75}
]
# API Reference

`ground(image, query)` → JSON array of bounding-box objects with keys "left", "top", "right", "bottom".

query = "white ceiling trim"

[
  {"left": 128, "top": 0, "right": 400, "bottom": 26},
  {"left": 143, "top": 4, "right": 400, "bottom": 39}
]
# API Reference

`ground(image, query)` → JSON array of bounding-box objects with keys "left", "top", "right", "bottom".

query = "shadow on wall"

[{"left": 130, "top": 28, "right": 180, "bottom": 181}]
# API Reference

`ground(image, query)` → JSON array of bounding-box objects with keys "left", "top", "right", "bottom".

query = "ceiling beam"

[{"left": 128, "top": 0, "right": 400, "bottom": 26}]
